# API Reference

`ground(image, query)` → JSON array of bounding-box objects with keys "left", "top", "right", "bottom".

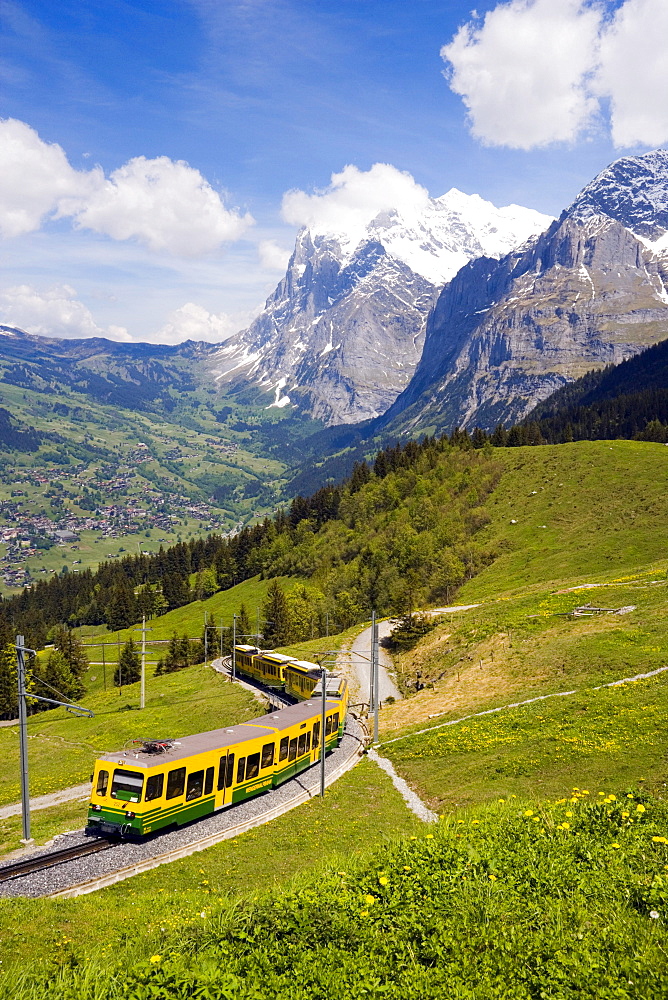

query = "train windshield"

[{"left": 111, "top": 768, "right": 144, "bottom": 801}]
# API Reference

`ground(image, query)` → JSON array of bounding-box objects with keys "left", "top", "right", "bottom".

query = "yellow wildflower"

[
  {"left": 565, "top": 811, "right": 573, "bottom": 818},
  {"left": 150, "top": 955, "right": 161, "bottom": 964},
  {"left": 379, "top": 876, "right": 389, "bottom": 886},
  {"left": 360, "top": 910, "right": 369, "bottom": 917},
  {"left": 562, "top": 822, "right": 571, "bottom": 830},
  {"left": 364, "top": 894, "right": 376, "bottom": 906},
  {"left": 524, "top": 810, "right": 534, "bottom": 817},
  {"left": 636, "top": 804, "right": 646, "bottom": 814},
  {"left": 622, "top": 812, "right": 629, "bottom": 819},
  {"left": 611, "top": 843, "right": 620, "bottom": 850}
]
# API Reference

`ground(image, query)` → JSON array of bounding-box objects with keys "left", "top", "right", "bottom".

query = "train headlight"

[
  {"left": 91, "top": 803, "right": 101, "bottom": 812},
  {"left": 126, "top": 811, "right": 136, "bottom": 819}
]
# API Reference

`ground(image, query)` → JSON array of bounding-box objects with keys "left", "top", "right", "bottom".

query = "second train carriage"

[
  {"left": 231, "top": 645, "right": 348, "bottom": 705},
  {"left": 87, "top": 682, "right": 348, "bottom": 839}
]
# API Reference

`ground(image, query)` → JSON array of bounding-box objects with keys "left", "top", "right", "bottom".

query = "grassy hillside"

[
  {"left": 72, "top": 575, "right": 300, "bottom": 681},
  {"left": 457, "top": 439, "right": 668, "bottom": 600}
]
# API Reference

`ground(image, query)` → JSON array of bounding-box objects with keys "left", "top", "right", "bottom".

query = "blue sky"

[{"left": 1, "top": 0, "right": 666, "bottom": 343}]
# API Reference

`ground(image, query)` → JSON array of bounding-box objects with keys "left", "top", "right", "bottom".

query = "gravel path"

[
  {"left": 0, "top": 783, "right": 91, "bottom": 820},
  {"left": 367, "top": 749, "right": 437, "bottom": 824},
  {"left": 0, "top": 717, "right": 365, "bottom": 899},
  {"left": 341, "top": 621, "right": 401, "bottom": 705}
]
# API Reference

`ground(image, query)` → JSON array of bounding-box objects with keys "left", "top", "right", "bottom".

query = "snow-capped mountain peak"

[{"left": 210, "top": 188, "right": 553, "bottom": 425}]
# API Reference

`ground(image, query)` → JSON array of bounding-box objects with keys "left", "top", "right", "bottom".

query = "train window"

[
  {"left": 306, "top": 732, "right": 311, "bottom": 752},
  {"left": 288, "top": 738, "right": 297, "bottom": 762},
  {"left": 333, "top": 713, "right": 340, "bottom": 732},
  {"left": 325, "top": 715, "right": 333, "bottom": 736},
  {"left": 217, "top": 756, "right": 226, "bottom": 791},
  {"left": 237, "top": 757, "right": 246, "bottom": 783},
  {"left": 261, "top": 743, "right": 275, "bottom": 769},
  {"left": 145, "top": 774, "right": 164, "bottom": 801},
  {"left": 246, "top": 753, "right": 260, "bottom": 780},
  {"left": 312, "top": 722, "right": 320, "bottom": 748},
  {"left": 279, "top": 737, "right": 289, "bottom": 762},
  {"left": 96, "top": 770, "right": 108, "bottom": 796},
  {"left": 298, "top": 734, "right": 306, "bottom": 757},
  {"left": 166, "top": 767, "right": 186, "bottom": 800},
  {"left": 186, "top": 770, "right": 204, "bottom": 801},
  {"left": 204, "top": 767, "right": 214, "bottom": 795},
  {"left": 225, "top": 754, "right": 235, "bottom": 787},
  {"left": 111, "top": 768, "right": 144, "bottom": 801}
]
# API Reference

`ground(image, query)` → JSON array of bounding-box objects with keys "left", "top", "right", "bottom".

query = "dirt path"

[
  {"left": 338, "top": 621, "right": 401, "bottom": 706},
  {"left": 0, "top": 783, "right": 91, "bottom": 821}
]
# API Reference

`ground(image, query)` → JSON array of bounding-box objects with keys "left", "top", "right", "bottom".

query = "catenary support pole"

[
  {"left": 204, "top": 613, "right": 208, "bottom": 668},
  {"left": 232, "top": 615, "right": 237, "bottom": 680},
  {"left": 16, "top": 635, "right": 32, "bottom": 845},
  {"left": 373, "top": 615, "right": 380, "bottom": 744},
  {"left": 369, "top": 610, "right": 376, "bottom": 715},
  {"left": 320, "top": 666, "right": 327, "bottom": 797},
  {"left": 140, "top": 616, "right": 146, "bottom": 710}
]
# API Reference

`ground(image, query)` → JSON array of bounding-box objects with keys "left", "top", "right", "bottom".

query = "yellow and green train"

[
  {"left": 87, "top": 674, "right": 348, "bottom": 839},
  {"left": 233, "top": 645, "right": 347, "bottom": 703}
]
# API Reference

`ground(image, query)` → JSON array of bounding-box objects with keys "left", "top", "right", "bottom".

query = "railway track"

[{"left": 0, "top": 838, "right": 114, "bottom": 883}]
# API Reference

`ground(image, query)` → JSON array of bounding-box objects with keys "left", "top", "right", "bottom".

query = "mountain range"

[
  {"left": 3, "top": 149, "right": 668, "bottom": 458},
  {"left": 209, "top": 190, "right": 551, "bottom": 425}
]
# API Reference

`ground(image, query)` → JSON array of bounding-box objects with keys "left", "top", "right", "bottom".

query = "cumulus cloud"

[
  {"left": 0, "top": 118, "right": 253, "bottom": 254},
  {"left": 596, "top": 0, "right": 668, "bottom": 147},
  {"left": 0, "top": 284, "right": 130, "bottom": 341},
  {"left": 442, "top": 0, "right": 668, "bottom": 149},
  {"left": 281, "top": 163, "right": 430, "bottom": 244},
  {"left": 152, "top": 302, "right": 245, "bottom": 345},
  {"left": 258, "top": 239, "right": 292, "bottom": 270},
  {"left": 442, "top": 0, "right": 601, "bottom": 149}
]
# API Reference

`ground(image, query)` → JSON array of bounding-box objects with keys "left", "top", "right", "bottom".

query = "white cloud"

[
  {"left": 441, "top": 0, "right": 602, "bottom": 149},
  {"left": 0, "top": 118, "right": 253, "bottom": 254},
  {"left": 442, "top": 0, "right": 668, "bottom": 150},
  {"left": 0, "top": 119, "right": 96, "bottom": 238},
  {"left": 152, "top": 302, "right": 241, "bottom": 345},
  {"left": 64, "top": 156, "right": 253, "bottom": 256},
  {"left": 281, "top": 163, "right": 430, "bottom": 246},
  {"left": 258, "top": 239, "right": 292, "bottom": 270},
  {"left": 0, "top": 284, "right": 130, "bottom": 341},
  {"left": 596, "top": 0, "right": 668, "bottom": 147}
]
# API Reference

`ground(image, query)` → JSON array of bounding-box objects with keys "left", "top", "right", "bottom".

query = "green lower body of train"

[{"left": 87, "top": 728, "right": 342, "bottom": 838}]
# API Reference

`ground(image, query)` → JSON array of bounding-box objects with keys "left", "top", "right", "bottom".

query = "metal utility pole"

[
  {"left": 373, "top": 614, "right": 380, "bottom": 745},
  {"left": 232, "top": 614, "right": 237, "bottom": 680},
  {"left": 320, "top": 665, "right": 327, "bottom": 797},
  {"left": 204, "top": 613, "right": 208, "bottom": 667},
  {"left": 14, "top": 636, "right": 93, "bottom": 848},
  {"left": 369, "top": 610, "right": 376, "bottom": 715},
  {"left": 16, "top": 636, "right": 31, "bottom": 845},
  {"left": 102, "top": 643, "right": 106, "bottom": 692},
  {"left": 256, "top": 607, "right": 261, "bottom": 648},
  {"left": 134, "top": 617, "right": 152, "bottom": 710}
]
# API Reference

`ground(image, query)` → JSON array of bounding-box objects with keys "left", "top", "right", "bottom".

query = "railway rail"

[{"left": 0, "top": 838, "right": 114, "bottom": 883}]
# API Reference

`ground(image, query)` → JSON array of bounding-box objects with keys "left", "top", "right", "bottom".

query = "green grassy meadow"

[{"left": 459, "top": 439, "right": 668, "bottom": 601}]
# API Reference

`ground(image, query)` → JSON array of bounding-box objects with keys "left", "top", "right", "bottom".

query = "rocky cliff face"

[
  {"left": 377, "top": 151, "right": 668, "bottom": 436},
  {"left": 209, "top": 191, "right": 551, "bottom": 425}
]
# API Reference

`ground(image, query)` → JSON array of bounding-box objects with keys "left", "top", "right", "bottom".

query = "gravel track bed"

[{"left": 0, "top": 718, "right": 364, "bottom": 899}]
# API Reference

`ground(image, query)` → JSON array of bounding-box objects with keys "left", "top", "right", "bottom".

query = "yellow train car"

[
  {"left": 284, "top": 659, "right": 321, "bottom": 701},
  {"left": 87, "top": 697, "right": 344, "bottom": 838},
  {"left": 233, "top": 645, "right": 293, "bottom": 690}
]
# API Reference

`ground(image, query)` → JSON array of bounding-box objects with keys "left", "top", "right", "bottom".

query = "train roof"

[
  {"left": 96, "top": 699, "right": 342, "bottom": 769},
  {"left": 286, "top": 659, "right": 321, "bottom": 675},
  {"left": 256, "top": 652, "right": 295, "bottom": 664}
]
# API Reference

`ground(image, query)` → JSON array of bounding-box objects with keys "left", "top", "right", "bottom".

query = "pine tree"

[
  {"left": 50, "top": 624, "right": 89, "bottom": 679},
  {"left": 106, "top": 579, "right": 137, "bottom": 631},
  {"left": 0, "top": 640, "right": 18, "bottom": 719},
  {"left": 114, "top": 639, "right": 141, "bottom": 687},
  {"left": 40, "top": 649, "right": 84, "bottom": 702},
  {"left": 262, "top": 581, "right": 290, "bottom": 647},
  {"left": 236, "top": 603, "right": 252, "bottom": 644}
]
